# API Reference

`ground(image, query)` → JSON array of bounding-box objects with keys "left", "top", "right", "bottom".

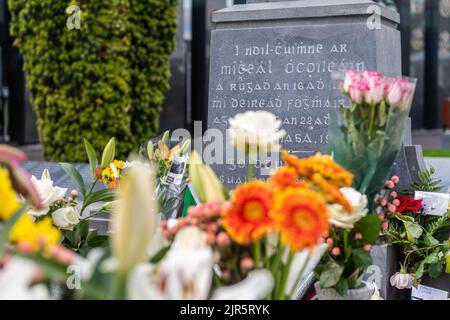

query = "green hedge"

[{"left": 8, "top": 0, "right": 178, "bottom": 161}]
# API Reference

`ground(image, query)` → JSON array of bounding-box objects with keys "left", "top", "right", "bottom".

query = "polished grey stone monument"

[
  {"left": 207, "top": 0, "right": 402, "bottom": 186},
  {"left": 390, "top": 118, "right": 427, "bottom": 191},
  {"left": 206, "top": 0, "right": 435, "bottom": 300}
]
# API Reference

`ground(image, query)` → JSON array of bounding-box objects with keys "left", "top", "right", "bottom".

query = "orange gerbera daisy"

[
  {"left": 312, "top": 174, "right": 352, "bottom": 212},
  {"left": 222, "top": 181, "right": 274, "bottom": 244},
  {"left": 271, "top": 187, "right": 329, "bottom": 252},
  {"left": 282, "top": 151, "right": 353, "bottom": 187},
  {"left": 269, "top": 166, "right": 308, "bottom": 190}
]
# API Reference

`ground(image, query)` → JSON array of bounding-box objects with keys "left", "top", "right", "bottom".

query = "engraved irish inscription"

[{"left": 207, "top": 26, "right": 377, "bottom": 186}]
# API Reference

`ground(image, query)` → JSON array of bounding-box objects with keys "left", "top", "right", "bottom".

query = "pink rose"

[
  {"left": 349, "top": 78, "right": 369, "bottom": 104},
  {"left": 399, "top": 80, "right": 414, "bottom": 110},
  {"left": 386, "top": 80, "right": 403, "bottom": 106},
  {"left": 363, "top": 71, "right": 383, "bottom": 83},
  {"left": 343, "top": 69, "right": 358, "bottom": 92},
  {"left": 365, "top": 78, "right": 385, "bottom": 104}
]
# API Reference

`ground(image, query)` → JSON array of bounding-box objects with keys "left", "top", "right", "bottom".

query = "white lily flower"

[
  {"left": 28, "top": 169, "right": 67, "bottom": 217},
  {"left": 172, "top": 226, "right": 208, "bottom": 250},
  {"left": 111, "top": 160, "right": 159, "bottom": 276},
  {"left": 128, "top": 246, "right": 214, "bottom": 300},
  {"left": 72, "top": 248, "right": 105, "bottom": 281},
  {"left": 0, "top": 258, "right": 49, "bottom": 300},
  {"left": 285, "top": 244, "right": 328, "bottom": 297},
  {"left": 212, "top": 269, "right": 274, "bottom": 300}
]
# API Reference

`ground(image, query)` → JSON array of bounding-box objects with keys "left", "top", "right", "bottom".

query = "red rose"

[{"left": 396, "top": 196, "right": 422, "bottom": 214}]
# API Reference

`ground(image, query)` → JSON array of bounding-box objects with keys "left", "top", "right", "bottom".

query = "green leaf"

[
  {"left": 424, "top": 252, "right": 439, "bottom": 264},
  {"left": 415, "top": 261, "right": 425, "bottom": 280},
  {"left": 347, "top": 269, "right": 364, "bottom": 289},
  {"left": 334, "top": 277, "right": 349, "bottom": 296},
  {"left": 394, "top": 214, "right": 415, "bottom": 223},
  {"left": 87, "top": 235, "right": 109, "bottom": 247},
  {"left": 150, "top": 246, "right": 171, "bottom": 264},
  {"left": 84, "top": 138, "right": 98, "bottom": 180},
  {"left": 352, "top": 248, "right": 373, "bottom": 269},
  {"left": 0, "top": 204, "right": 27, "bottom": 257},
  {"left": 446, "top": 254, "right": 450, "bottom": 274},
  {"left": 82, "top": 189, "right": 117, "bottom": 212},
  {"left": 353, "top": 214, "right": 382, "bottom": 244},
  {"left": 60, "top": 162, "right": 87, "bottom": 196},
  {"left": 78, "top": 220, "right": 90, "bottom": 240},
  {"left": 319, "top": 264, "right": 344, "bottom": 288},
  {"left": 428, "top": 262, "right": 442, "bottom": 278},
  {"left": 424, "top": 233, "right": 439, "bottom": 246},
  {"left": 62, "top": 230, "right": 77, "bottom": 246},
  {"left": 101, "top": 137, "right": 116, "bottom": 169},
  {"left": 404, "top": 222, "right": 423, "bottom": 242}
]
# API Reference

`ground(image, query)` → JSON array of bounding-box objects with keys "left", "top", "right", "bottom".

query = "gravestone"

[
  {"left": 206, "top": 0, "right": 434, "bottom": 300},
  {"left": 207, "top": 0, "right": 402, "bottom": 186},
  {"left": 390, "top": 118, "right": 427, "bottom": 191}
]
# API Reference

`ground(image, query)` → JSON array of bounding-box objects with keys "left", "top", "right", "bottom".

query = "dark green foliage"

[
  {"left": 386, "top": 167, "right": 449, "bottom": 282},
  {"left": 403, "top": 166, "right": 443, "bottom": 195},
  {"left": 8, "top": 0, "right": 177, "bottom": 161}
]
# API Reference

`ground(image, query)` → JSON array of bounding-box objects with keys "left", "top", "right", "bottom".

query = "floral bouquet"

[
  {"left": 186, "top": 149, "right": 357, "bottom": 300},
  {"left": 375, "top": 170, "right": 450, "bottom": 292},
  {"left": 328, "top": 70, "right": 417, "bottom": 205},
  {"left": 139, "top": 131, "right": 191, "bottom": 219},
  {"left": 95, "top": 132, "right": 191, "bottom": 219},
  {"left": 313, "top": 186, "right": 383, "bottom": 298}
]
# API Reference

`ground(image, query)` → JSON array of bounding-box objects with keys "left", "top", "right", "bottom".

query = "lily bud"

[
  {"left": 111, "top": 160, "right": 158, "bottom": 277},
  {"left": 101, "top": 137, "right": 116, "bottom": 169},
  {"left": 147, "top": 141, "right": 154, "bottom": 160},
  {"left": 189, "top": 151, "right": 225, "bottom": 204},
  {"left": 179, "top": 139, "right": 191, "bottom": 156},
  {"left": 161, "top": 130, "right": 170, "bottom": 145}
]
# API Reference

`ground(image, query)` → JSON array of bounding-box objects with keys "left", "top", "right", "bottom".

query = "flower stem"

[
  {"left": 276, "top": 250, "right": 294, "bottom": 300},
  {"left": 247, "top": 164, "right": 255, "bottom": 181},
  {"left": 247, "top": 150, "right": 257, "bottom": 181},
  {"left": 112, "top": 273, "right": 128, "bottom": 300},
  {"left": 368, "top": 103, "right": 376, "bottom": 140},
  {"left": 252, "top": 240, "right": 262, "bottom": 268}
]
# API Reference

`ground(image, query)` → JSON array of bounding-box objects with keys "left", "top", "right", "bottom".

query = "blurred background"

[{"left": 0, "top": 0, "right": 449, "bottom": 159}]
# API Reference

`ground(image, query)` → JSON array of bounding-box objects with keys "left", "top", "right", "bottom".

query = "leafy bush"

[{"left": 8, "top": 0, "right": 177, "bottom": 161}]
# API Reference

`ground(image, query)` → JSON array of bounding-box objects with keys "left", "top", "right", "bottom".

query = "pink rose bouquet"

[{"left": 328, "top": 70, "right": 417, "bottom": 206}]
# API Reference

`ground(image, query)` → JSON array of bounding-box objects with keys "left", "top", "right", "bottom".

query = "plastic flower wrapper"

[
  {"left": 139, "top": 131, "right": 191, "bottom": 219},
  {"left": 328, "top": 70, "right": 417, "bottom": 205}
]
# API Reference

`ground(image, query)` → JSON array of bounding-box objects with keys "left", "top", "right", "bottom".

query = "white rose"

[
  {"left": 228, "top": 111, "right": 286, "bottom": 153},
  {"left": 328, "top": 187, "right": 368, "bottom": 229},
  {"left": 51, "top": 207, "right": 80, "bottom": 230},
  {"left": 29, "top": 169, "right": 67, "bottom": 217},
  {"left": 172, "top": 226, "right": 207, "bottom": 250}
]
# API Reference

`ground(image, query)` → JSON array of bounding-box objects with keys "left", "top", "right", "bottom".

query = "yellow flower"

[
  {"left": 0, "top": 167, "right": 21, "bottom": 221},
  {"left": 9, "top": 215, "right": 61, "bottom": 253},
  {"left": 271, "top": 187, "right": 329, "bottom": 252},
  {"left": 282, "top": 151, "right": 353, "bottom": 187},
  {"left": 99, "top": 159, "right": 125, "bottom": 189},
  {"left": 113, "top": 160, "right": 125, "bottom": 169}
]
